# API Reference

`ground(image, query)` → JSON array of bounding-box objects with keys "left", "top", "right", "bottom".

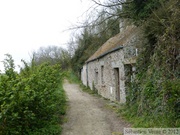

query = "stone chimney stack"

[
  {"left": 119, "top": 19, "right": 125, "bottom": 33},
  {"left": 119, "top": 0, "right": 127, "bottom": 33}
]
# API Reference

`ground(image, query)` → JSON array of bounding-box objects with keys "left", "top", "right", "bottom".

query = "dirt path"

[{"left": 61, "top": 80, "right": 131, "bottom": 135}]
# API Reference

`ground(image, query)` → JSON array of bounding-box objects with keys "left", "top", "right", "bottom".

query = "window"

[
  {"left": 101, "top": 66, "right": 104, "bottom": 84},
  {"left": 125, "top": 64, "right": 136, "bottom": 83},
  {"left": 95, "top": 68, "right": 98, "bottom": 84}
]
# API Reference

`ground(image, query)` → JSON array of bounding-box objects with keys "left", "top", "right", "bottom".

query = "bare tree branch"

[{"left": 91, "top": 0, "right": 131, "bottom": 7}]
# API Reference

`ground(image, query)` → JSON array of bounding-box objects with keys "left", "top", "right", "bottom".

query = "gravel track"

[{"left": 61, "top": 80, "right": 130, "bottom": 135}]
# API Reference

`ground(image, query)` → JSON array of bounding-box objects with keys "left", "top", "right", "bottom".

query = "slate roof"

[{"left": 86, "top": 25, "right": 138, "bottom": 63}]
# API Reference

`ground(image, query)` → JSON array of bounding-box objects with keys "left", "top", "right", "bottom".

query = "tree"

[
  {"left": 69, "top": 6, "right": 121, "bottom": 74},
  {"left": 32, "top": 45, "right": 71, "bottom": 70}
]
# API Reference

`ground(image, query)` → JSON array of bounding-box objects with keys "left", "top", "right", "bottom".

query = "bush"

[{"left": 0, "top": 54, "right": 66, "bottom": 134}]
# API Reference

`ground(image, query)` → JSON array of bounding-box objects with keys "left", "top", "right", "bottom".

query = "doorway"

[{"left": 114, "top": 68, "right": 120, "bottom": 101}]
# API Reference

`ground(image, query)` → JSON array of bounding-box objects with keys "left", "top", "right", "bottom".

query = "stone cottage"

[{"left": 81, "top": 25, "right": 141, "bottom": 103}]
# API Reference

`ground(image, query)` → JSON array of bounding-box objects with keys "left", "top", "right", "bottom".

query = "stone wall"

[{"left": 86, "top": 49, "right": 126, "bottom": 103}]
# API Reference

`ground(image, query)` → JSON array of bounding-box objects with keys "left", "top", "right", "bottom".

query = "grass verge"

[{"left": 65, "top": 71, "right": 98, "bottom": 95}]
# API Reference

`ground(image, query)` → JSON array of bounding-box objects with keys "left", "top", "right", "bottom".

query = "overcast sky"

[{"left": 0, "top": 0, "right": 94, "bottom": 72}]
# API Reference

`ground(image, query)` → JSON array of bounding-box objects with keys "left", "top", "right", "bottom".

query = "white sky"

[{"left": 0, "top": 0, "right": 94, "bottom": 72}]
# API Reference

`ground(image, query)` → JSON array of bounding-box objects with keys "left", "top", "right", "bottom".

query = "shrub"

[{"left": 0, "top": 54, "right": 66, "bottom": 134}]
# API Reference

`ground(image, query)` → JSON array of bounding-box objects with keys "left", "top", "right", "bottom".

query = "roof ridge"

[{"left": 86, "top": 25, "right": 137, "bottom": 63}]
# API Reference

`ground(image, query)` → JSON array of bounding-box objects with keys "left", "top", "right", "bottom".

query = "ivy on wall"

[{"left": 123, "top": 0, "right": 180, "bottom": 127}]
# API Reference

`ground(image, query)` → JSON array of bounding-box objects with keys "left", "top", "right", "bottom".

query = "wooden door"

[{"left": 114, "top": 68, "right": 120, "bottom": 101}]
